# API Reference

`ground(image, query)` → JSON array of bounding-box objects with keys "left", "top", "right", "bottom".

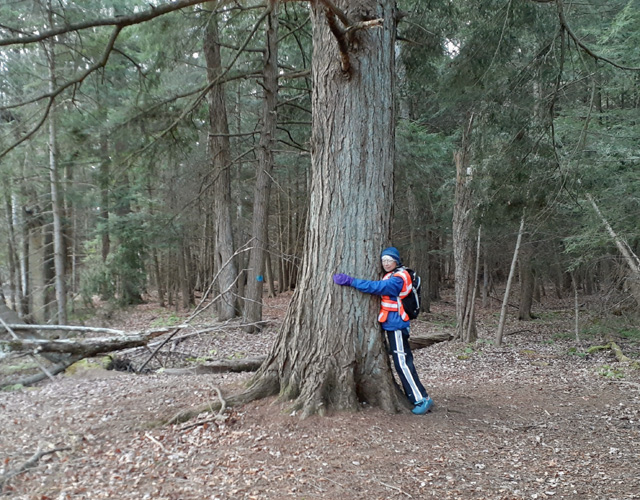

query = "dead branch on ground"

[{"left": 0, "top": 446, "right": 70, "bottom": 492}]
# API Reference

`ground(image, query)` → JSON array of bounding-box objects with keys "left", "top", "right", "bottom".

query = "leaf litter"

[{"left": 1, "top": 290, "right": 639, "bottom": 499}]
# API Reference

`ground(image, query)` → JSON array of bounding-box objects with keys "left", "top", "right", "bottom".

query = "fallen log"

[
  {"left": 0, "top": 335, "right": 152, "bottom": 357},
  {"left": 3, "top": 355, "right": 83, "bottom": 389},
  {"left": 161, "top": 356, "right": 266, "bottom": 375},
  {"left": 409, "top": 332, "right": 452, "bottom": 350}
]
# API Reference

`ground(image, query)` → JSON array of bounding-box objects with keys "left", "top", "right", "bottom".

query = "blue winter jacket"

[{"left": 351, "top": 273, "right": 411, "bottom": 331}]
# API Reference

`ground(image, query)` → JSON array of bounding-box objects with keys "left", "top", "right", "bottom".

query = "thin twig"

[
  {"left": 378, "top": 480, "right": 413, "bottom": 498},
  {"left": 0, "top": 446, "right": 70, "bottom": 491}
]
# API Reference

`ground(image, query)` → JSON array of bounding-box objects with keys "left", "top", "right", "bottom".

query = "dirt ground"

[{"left": 1, "top": 291, "right": 639, "bottom": 499}]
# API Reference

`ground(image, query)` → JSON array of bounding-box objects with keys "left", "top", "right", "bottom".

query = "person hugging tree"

[{"left": 333, "top": 246, "right": 433, "bottom": 415}]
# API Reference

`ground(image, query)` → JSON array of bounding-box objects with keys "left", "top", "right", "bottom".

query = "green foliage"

[
  {"left": 597, "top": 364, "right": 625, "bottom": 379},
  {"left": 1, "top": 0, "right": 640, "bottom": 322},
  {"left": 567, "top": 347, "right": 587, "bottom": 358},
  {"left": 79, "top": 211, "right": 154, "bottom": 306},
  {"left": 150, "top": 313, "right": 182, "bottom": 328},
  {"left": 1, "top": 384, "right": 25, "bottom": 392}
]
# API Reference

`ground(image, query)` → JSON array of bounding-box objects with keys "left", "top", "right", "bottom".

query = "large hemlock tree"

[{"left": 244, "top": 0, "right": 408, "bottom": 416}]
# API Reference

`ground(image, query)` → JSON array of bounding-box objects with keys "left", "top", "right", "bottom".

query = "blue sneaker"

[{"left": 412, "top": 397, "right": 434, "bottom": 415}]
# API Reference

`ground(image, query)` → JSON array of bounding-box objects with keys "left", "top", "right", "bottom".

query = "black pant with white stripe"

[{"left": 386, "top": 328, "right": 428, "bottom": 405}]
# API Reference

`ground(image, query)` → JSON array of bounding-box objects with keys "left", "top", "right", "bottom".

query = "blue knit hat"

[{"left": 381, "top": 246, "right": 401, "bottom": 266}]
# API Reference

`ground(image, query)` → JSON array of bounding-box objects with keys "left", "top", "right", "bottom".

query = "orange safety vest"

[{"left": 378, "top": 268, "right": 412, "bottom": 323}]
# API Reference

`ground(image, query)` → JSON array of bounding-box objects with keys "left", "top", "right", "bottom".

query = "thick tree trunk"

[
  {"left": 246, "top": 0, "right": 405, "bottom": 417},
  {"left": 204, "top": 8, "right": 238, "bottom": 321},
  {"left": 243, "top": 3, "right": 279, "bottom": 332}
]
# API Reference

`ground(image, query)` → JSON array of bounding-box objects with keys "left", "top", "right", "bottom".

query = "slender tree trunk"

[
  {"left": 45, "top": 35, "right": 67, "bottom": 324},
  {"left": 482, "top": 254, "right": 489, "bottom": 309},
  {"left": 496, "top": 214, "right": 526, "bottom": 346},
  {"left": 572, "top": 272, "right": 580, "bottom": 342},
  {"left": 3, "top": 195, "right": 20, "bottom": 313},
  {"left": 586, "top": 193, "right": 640, "bottom": 304},
  {"left": 246, "top": 0, "right": 405, "bottom": 416},
  {"left": 178, "top": 245, "right": 191, "bottom": 310},
  {"left": 20, "top": 204, "right": 30, "bottom": 318},
  {"left": 466, "top": 226, "right": 482, "bottom": 343},
  {"left": 429, "top": 232, "right": 441, "bottom": 301},
  {"left": 243, "top": 3, "right": 279, "bottom": 332},
  {"left": 452, "top": 115, "right": 476, "bottom": 342},
  {"left": 153, "top": 250, "right": 164, "bottom": 306},
  {"left": 204, "top": 6, "right": 238, "bottom": 320},
  {"left": 99, "top": 135, "right": 110, "bottom": 262}
]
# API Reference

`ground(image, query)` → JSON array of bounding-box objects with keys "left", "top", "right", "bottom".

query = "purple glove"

[{"left": 333, "top": 273, "right": 354, "bottom": 286}]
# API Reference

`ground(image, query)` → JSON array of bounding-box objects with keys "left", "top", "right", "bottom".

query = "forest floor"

[{"left": 1, "top": 289, "right": 640, "bottom": 500}]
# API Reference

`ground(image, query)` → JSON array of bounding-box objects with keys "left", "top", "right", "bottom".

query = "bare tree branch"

[
  {"left": 0, "top": 26, "right": 122, "bottom": 160},
  {"left": 0, "top": 0, "right": 212, "bottom": 46}
]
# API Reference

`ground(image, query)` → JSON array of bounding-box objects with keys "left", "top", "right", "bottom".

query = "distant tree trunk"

[
  {"left": 3, "top": 195, "right": 20, "bottom": 313},
  {"left": 45, "top": 35, "right": 67, "bottom": 324},
  {"left": 466, "top": 226, "right": 482, "bottom": 342},
  {"left": 429, "top": 232, "right": 441, "bottom": 302},
  {"left": 452, "top": 115, "right": 476, "bottom": 342},
  {"left": 152, "top": 250, "right": 164, "bottom": 306},
  {"left": 482, "top": 254, "right": 489, "bottom": 309},
  {"left": 518, "top": 241, "right": 535, "bottom": 320},
  {"left": 245, "top": 0, "right": 406, "bottom": 417},
  {"left": 19, "top": 203, "right": 30, "bottom": 318},
  {"left": 99, "top": 135, "right": 110, "bottom": 263},
  {"left": 572, "top": 272, "right": 580, "bottom": 342},
  {"left": 265, "top": 250, "right": 276, "bottom": 298},
  {"left": 243, "top": 4, "right": 279, "bottom": 332},
  {"left": 496, "top": 214, "right": 526, "bottom": 346},
  {"left": 177, "top": 245, "right": 191, "bottom": 310},
  {"left": 204, "top": 7, "right": 238, "bottom": 320}
]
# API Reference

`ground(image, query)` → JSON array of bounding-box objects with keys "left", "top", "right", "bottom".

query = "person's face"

[{"left": 382, "top": 257, "right": 397, "bottom": 272}]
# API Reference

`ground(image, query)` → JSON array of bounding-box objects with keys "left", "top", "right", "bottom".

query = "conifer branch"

[
  {"left": 556, "top": 0, "right": 640, "bottom": 71},
  {"left": 0, "top": 0, "right": 213, "bottom": 46}
]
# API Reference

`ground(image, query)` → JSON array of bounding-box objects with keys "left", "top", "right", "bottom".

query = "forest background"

[
  {"left": 1, "top": 1, "right": 640, "bottom": 393},
  {"left": 1, "top": 1, "right": 640, "bottom": 498}
]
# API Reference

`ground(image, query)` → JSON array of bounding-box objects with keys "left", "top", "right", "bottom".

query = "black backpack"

[{"left": 398, "top": 267, "right": 422, "bottom": 320}]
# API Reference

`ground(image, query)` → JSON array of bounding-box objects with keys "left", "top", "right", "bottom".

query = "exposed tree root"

[
  {"left": 587, "top": 341, "right": 640, "bottom": 369},
  {"left": 165, "top": 373, "right": 279, "bottom": 426}
]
